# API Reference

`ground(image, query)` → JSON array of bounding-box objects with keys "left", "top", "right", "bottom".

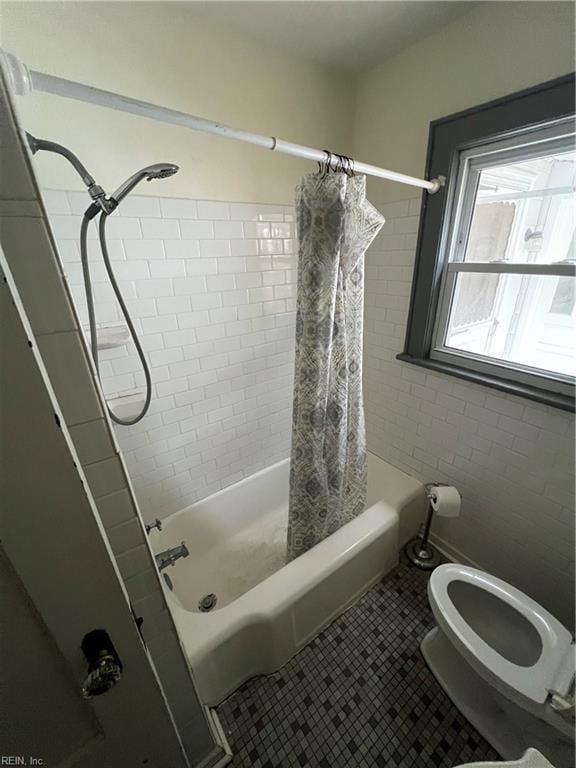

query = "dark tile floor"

[{"left": 217, "top": 560, "right": 501, "bottom": 767}]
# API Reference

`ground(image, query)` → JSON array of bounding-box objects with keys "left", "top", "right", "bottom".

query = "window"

[
  {"left": 400, "top": 75, "right": 575, "bottom": 411},
  {"left": 434, "top": 122, "right": 575, "bottom": 389}
]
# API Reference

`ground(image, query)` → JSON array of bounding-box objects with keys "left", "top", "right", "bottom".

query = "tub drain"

[{"left": 198, "top": 593, "right": 218, "bottom": 612}]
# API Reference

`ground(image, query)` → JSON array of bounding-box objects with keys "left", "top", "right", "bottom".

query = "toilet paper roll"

[{"left": 430, "top": 485, "right": 461, "bottom": 518}]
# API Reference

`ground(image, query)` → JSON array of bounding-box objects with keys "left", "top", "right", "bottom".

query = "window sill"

[{"left": 396, "top": 353, "right": 575, "bottom": 413}]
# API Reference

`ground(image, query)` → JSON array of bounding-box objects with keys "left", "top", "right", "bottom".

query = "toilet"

[
  {"left": 423, "top": 564, "right": 574, "bottom": 768},
  {"left": 454, "top": 747, "right": 557, "bottom": 767}
]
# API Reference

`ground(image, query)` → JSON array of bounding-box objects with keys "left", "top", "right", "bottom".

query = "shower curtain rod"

[{"left": 2, "top": 50, "right": 443, "bottom": 194}]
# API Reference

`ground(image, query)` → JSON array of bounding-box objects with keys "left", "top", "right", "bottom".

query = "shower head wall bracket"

[
  {"left": 0, "top": 49, "right": 32, "bottom": 96},
  {"left": 25, "top": 131, "right": 114, "bottom": 216}
]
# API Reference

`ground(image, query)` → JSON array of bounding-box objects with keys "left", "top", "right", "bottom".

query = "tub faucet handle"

[{"left": 146, "top": 518, "right": 162, "bottom": 535}]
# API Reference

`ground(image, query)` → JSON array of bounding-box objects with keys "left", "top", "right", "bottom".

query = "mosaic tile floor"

[{"left": 217, "top": 560, "right": 501, "bottom": 767}]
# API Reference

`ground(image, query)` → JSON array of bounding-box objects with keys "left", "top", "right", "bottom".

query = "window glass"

[
  {"left": 550, "top": 277, "right": 576, "bottom": 315},
  {"left": 463, "top": 151, "right": 575, "bottom": 265},
  {"left": 445, "top": 272, "right": 576, "bottom": 377}
]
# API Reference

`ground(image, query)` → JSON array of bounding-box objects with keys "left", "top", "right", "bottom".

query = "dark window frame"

[{"left": 398, "top": 74, "right": 575, "bottom": 412}]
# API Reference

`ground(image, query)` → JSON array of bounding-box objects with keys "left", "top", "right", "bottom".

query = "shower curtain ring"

[{"left": 318, "top": 149, "right": 331, "bottom": 176}]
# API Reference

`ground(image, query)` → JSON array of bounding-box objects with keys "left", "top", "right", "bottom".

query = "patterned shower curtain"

[{"left": 287, "top": 172, "right": 385, "bottom": 561}]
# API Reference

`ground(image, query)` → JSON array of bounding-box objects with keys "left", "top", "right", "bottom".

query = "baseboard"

[
  {"left": 194, "top": 746, "right": 230, "bottom": 768},
  {"left": 428, "top": 533, "right": 482, "bottom": 569},
  {"left": 198, "top": 708, "right": 232, "bottom": 768}
]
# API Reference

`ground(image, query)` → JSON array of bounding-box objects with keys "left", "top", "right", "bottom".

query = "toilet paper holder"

[{"left": 404, "top": 482, "right": 452, "bottom": 571}]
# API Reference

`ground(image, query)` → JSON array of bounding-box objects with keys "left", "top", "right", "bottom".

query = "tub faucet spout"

[{"left": 155, "top": 542, "right": 189, "bottom": 572}]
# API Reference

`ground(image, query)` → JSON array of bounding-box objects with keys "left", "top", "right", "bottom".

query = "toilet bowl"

[{"left": 423, "top": 564, "right": 574, "bottom": 768}]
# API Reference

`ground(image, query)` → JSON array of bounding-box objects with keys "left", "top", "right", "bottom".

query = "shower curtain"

[{"left": 287, "top": 172, "right": 385, "bottom": 561}]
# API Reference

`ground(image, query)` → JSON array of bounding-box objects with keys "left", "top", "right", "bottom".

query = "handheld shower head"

[
  {"left": 149, "top": 164, "right": 179, "bottom": 180},
  {"left": 111, "top": 163, "right": 179, "bottom": 205}
]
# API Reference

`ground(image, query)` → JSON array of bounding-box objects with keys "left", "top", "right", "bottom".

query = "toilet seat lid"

[{"left": 429, "top": 564, "right": 574, "bottom": 704}]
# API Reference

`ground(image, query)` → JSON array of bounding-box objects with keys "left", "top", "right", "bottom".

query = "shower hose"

[{"left": 79, "top": 211, "right": 152, "bottom": 426}]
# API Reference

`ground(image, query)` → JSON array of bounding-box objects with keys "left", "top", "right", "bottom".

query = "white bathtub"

[{"left": 155, "top": 452, "right": 425, "bottom": 705}]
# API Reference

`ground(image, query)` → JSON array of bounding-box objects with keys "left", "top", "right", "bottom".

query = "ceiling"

[{"left": 187, "top": 1, "right": 476, "bottom": 74}]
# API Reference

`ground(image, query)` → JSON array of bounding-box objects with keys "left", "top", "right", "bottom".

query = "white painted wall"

[
  {"left": 354, "top": 1, "right": 576, "bottom": 203},
  {"left": 0, "top": 1, "right": 354, "bottom": 203}
]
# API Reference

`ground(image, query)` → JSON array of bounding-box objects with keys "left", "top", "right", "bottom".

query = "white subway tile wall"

[
  {"left": 364, "top": 196, "right": 575, "bottom": 626},
  {"left": 45, "top": 191, "right": 297, "bottom": 523},
  {"left": 43, "top": 185, "right": 575, "bottom": 627}
]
